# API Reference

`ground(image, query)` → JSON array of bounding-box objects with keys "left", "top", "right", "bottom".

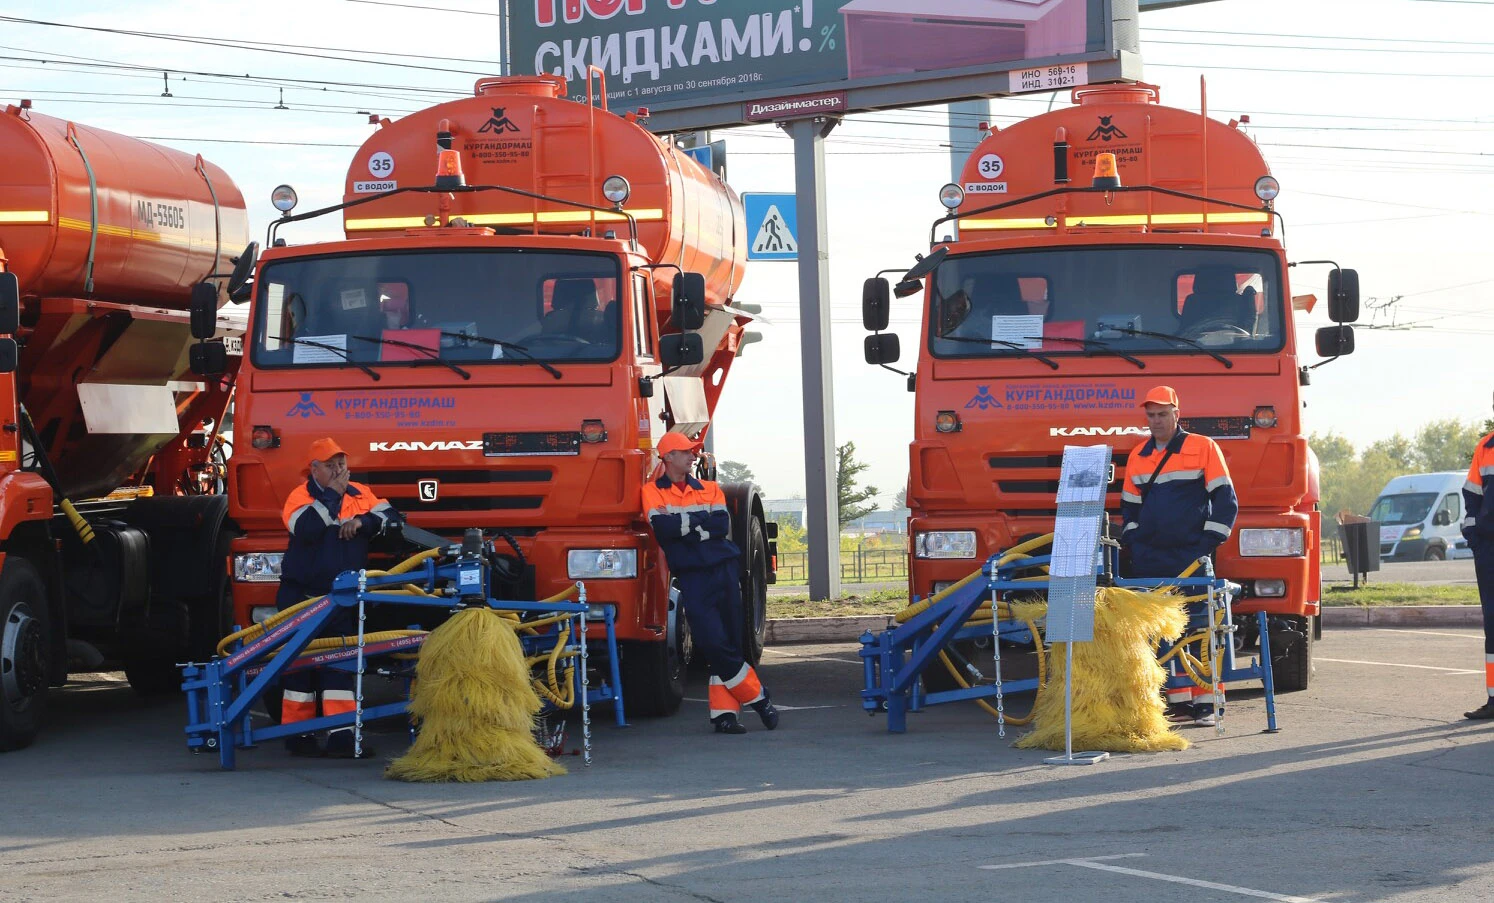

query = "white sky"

[{"left": 4, "top": 0, "right": 1491, "bottom": 508}]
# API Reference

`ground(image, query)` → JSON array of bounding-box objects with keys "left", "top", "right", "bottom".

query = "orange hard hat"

[
  {"left": 1140, "top": 385, "right": 1180, "bottom": 408},
  {"left": 656, "top": 433, "right": 700, "bottom": 456},
  {"left": 308, "top": 437, "right": 348, "bottom": 462}
]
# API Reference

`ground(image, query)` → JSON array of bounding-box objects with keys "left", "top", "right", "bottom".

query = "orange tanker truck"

[
  {"left": 863, "top": 83, "right": 1360, "bottom": 691},
  {"left": 199, "top": 73, "right": 773, "bottom": 717},
  {"left": 0, "top": 103, "right": 250, "bottom": 750}
]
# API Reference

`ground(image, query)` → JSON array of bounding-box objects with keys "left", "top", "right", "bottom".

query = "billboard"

[{"left": 510, "top": 1, "right": 1140, "bottom": 130}]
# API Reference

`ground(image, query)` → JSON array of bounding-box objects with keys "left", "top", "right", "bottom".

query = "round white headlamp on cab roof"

[
  {"left": 1254, "top": 175, "right": 1280, "bottom": 202},
  {"left": 602, "top": 175, "right": 631, "bottom": 205},
  {"left": 271, "top": 184, "right": 299, "bottom": 213},
  {"left": 939, "top": 183, "right": 964, "bottom": 210}
]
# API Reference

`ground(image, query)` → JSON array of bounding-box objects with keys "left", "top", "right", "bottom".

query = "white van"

[{"left": 1368, "top": 472, "right": 1472, "bottom": 562}]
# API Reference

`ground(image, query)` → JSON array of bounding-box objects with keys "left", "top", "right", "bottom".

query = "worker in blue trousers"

[
  {"left": 1462, "top": 390, "right": 1494, "bottom": 720},
  {"left": 642, "top": 432, "right": 778, "bottom": 734}
]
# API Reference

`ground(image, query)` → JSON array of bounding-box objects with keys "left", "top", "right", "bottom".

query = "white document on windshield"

[
  {"left": 291, "top": 334, "right": 348, "bottom": 364},
  {"left": 991, "top": 314, "right": 1044, "bottom": 349}
]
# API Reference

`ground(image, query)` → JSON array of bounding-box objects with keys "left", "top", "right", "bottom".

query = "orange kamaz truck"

[
  {"left": 204, "top": 74, "right": 772, "bottom": 716},
  {"left": 863, "top": 83, "right": 1360, "bottom": 690},
  {"left": 0, "top": 104, "right": 249, "bottom": 749}
]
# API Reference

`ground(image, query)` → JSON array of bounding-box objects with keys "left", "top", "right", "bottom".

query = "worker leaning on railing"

[
  {"left": 277, "top": 436, "right": 404, "bottom": 758},
  {"left": 1120, "top": 385, "right": 1239, "bottom": 726},
  {"left": 1461, "top": 389, "right": 1494, "bottom": 720}
]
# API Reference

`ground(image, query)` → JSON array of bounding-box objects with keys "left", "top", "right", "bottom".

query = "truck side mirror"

[
  {"left": 190, "top": 282, "right": 219, "bottom": 340},
  {"left": 863, "top": 277, "right": 890, "bottom": 331},
  {"left": 671, "top": 273, "right": 706, "bottom": 330},
  {"left": 0, "top": 272, "right": 18, "bottom": 334},
  {"left": 189, "top": 341, "right": 228, "bottom": 377},
  {"left": 660, "top": 332, "right": 704, "bottom": 368},
  {"left": 226, "top": 241, "right": 259, "bottom": 303},
  {"left": 1327, "top": 268, "right": 1359, "bottom": 323},
  {"left": 1315, "top": 325, "right": 1355, "bottom": 358},
  {"left": 0, "top": 338, "right": 16, "bottom": 374},
  {"left": 864, "top": 333, "right": 901, "bottom": 366}
]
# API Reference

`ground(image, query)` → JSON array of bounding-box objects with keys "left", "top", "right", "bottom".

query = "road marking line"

[
  {"left": 1369, "top": 628, "right": 1482, "bottom": 640},
  {"left": 1319, "top": 657, "right": 1481, "bottom": 674},
  {"left": 980, "top": 853, "right": 1145, "bottom": 870},
  {"left": 1067, "top": 859, "right": 1318, "bottom": 902}
]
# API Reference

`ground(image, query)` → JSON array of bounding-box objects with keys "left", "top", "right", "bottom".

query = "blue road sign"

[
  {"left": 742, "top": 192, "right": 798, "bottom": 262},
  {"left": 682, "top": 145, "right": 713, "bottom": 171}
]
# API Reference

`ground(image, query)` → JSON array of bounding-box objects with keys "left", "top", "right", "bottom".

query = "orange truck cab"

[
  {"left": 0, "top": 104, "right": 249, "bottom": 750},
  {"left": 863, "top": 84, "right": 1361, "bottom": 691},
  {"left": 209, "top": 75, "right": 773, "bottom": 717}
]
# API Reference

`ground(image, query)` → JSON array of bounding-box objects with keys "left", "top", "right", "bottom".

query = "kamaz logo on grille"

[
  {"left": 369, "top": 440, "right": 483, "bottom": 452},
  {"left": 417, "top": 479, "right": 439, "bottom": 502},
  {"left": 1049, "top": 426, "right": 1149, "bottom": 437}
]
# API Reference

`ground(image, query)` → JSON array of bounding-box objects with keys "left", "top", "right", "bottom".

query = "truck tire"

[
  {"left": 619, "top": 640, "right": 685, "bottom": 717},
  {"left": 740, "top": 517, "right": 768, "bottom": 666},
  {"left": 0, "top": 558, "right": 51, "bottom": 751},
  {"left": 1424, "top": 545, "right": 1445, "bottom": 562},
  {"left": 188, "top": 530, "right": 238, "bottom": 663},
  {"left": 1270, "top": 615, "right": 1313, "bottom": 693}
]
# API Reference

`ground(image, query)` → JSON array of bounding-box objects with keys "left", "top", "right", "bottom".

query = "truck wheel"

[
  {"left": 618, "top": 638, "right": 685, "bottom": 717},
  {"left": 124, "top": 656, "right": 180, "bottom": 697},
  {"left": 740, "top": 517, "right": 768, "bottom": 666},
  {"left": 0, "top": 558, "right": 51, "bottom": 752},
  {"left": 1269, "top": 615, "right": 1313, "bottom": 693},
  {"left": 188, "top": 531, "right": 238, "bottom": 663},
  {"left": 1424, "top": 545, "right": 1445, "bottom": 562}
]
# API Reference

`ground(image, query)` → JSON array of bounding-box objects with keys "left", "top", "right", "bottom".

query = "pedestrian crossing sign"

[{"left": 743, "top": 192, "right": 798, "bottom": 261}]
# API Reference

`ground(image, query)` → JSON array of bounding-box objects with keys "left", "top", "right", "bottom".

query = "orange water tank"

[
  {"left": 341, "top": 76, "right": 746, "bottom": 308},
  {"left": 0, "top": 104, "right": 249, "bottom": 307}
]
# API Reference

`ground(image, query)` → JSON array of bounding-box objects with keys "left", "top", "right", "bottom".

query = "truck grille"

[
  {"left": 352, "top": 468, "right": 550, "bottom": 512},
  {"left": 988, "top": 451, "right": 1129, "bottom": 512}
]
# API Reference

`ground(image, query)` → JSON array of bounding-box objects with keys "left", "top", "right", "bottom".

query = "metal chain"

[
  {"left": 355, "top": 569, "right": 367, "bottom": 758},
  {"left": 990, "top": 587, "right": 1006, "bottom": 739},
  {"left": 578, "top": 582, "right": 592, "bottom": 767}
]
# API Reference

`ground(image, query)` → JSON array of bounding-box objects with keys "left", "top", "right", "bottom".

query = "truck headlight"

[
  {"left": 234, "top": 552, "right": 284, "bottom": 582},
  {"left": 915, "top": 531, "right": 977, "bottom": 559},
  {"left": 1400, "top": 526, "right": 1422, "bottom": 541},
  {"left": 1237, "top": 528, "right": 1304, "bottom": 557},
  {"left": 250, "top": 605, "right": 278, "bottom": 625},
  {"left": 567, "top": 549, "right": 638, "bottom": 579}
]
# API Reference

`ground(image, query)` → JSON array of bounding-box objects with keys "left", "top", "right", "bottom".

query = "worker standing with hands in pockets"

[{"left": 642, "top": 432, "right": 779, "bottom": 735}]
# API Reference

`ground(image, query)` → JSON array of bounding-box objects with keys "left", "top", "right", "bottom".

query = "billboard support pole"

[{"left": 781, "top": 114, "right": 841, "bottom": 602}]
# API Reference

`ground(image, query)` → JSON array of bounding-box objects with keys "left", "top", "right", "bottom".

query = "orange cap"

[
  {"left": 308, "top": 437, "right": 348, "bottom": 462},
  {"left": 656, "top": 433, "right": 700, "bottom": 456},
  {"left": 1140, "top": 385, "right": 1180, "bottom": 408}
]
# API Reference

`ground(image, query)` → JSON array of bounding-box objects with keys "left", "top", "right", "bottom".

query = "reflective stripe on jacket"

[
  {"left": 641, "top": 475, "right": 739, "bottom": 572},
  {"left": 1463, "top": 432, "right": 1494, "bottom": 546},
  {"left": 1120, "top": 430, "right": 1238, "bottom": 565},
  {"left": 280, "top": 477, "right": 400, "bottom": 593}
]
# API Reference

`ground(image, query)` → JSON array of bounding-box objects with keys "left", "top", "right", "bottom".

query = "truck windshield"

[
  {"left": 251, "top": 249, "right": 623, "bottom": 368},
  {"left": 1369, "top": 493, "right": 1437, "bottom": 526},
  {"left": 928, "top": 246, "right": 1283, "bottom": 359}
]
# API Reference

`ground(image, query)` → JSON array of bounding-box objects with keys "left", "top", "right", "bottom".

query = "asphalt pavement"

[{"left": 3, "top": 627, "right": 1492, "bottom": 901}]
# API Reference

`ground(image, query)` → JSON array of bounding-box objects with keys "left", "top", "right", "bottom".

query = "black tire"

[
  {"left": 1424, "top": 545, "right": 1446, "bottom": 562},
  {"left": 1269, "top": 615, "right": 1313, "bottom": 693},
  {"left": 188, "top": 530, "right": 238, "bottom": 663},
  {"left": 740, "top": 517, "right": 768, "bottom": 666},
  {"left": 0, "top": 558, "right": 51, "bottom": 752},
  {"left": 124, "top": 656, "right": 181, "bottom": 697},
  {"left": 618, "top": 638, "right": 685, "bottom": 717}
]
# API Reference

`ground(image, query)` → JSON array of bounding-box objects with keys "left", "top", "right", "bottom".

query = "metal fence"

[{"left": 775, "top": 547, "right": 909, "bottom": 585}]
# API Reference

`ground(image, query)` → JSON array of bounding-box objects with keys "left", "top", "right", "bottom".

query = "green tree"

[
  {"left": 1364, "top": 433, "right": 1415, "bottom": 471},
  {"left": 837, "top": 441, "right": 879, "bottom": 527},
  {"left": 894, "top": 486, "right": 907, "bottom": 510},
  {"left": 1412, "top": 418, "right": 1483, "bottom": 472},
  {"left": 717, "top": 459, "right": 755, "bottom": 484}
]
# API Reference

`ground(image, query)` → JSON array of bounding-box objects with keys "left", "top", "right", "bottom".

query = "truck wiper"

[
  {"left": 437, "top": 332, "right": 563, "bottom": 380},
  {"left": 1023, "top": 335, "right": 1146, "bottom": 369},
  {"left": 935, "top": 334, "right": 1059, "bottom": 370},
  {"left": 270, "top": 335, "right": 380, "bottom": 381},
  {"left": 1101, "top": 327, "right": 1233, "bottom": 369},
  {"left": 351, "top": 335, "right": 471, "bottom": 380}
]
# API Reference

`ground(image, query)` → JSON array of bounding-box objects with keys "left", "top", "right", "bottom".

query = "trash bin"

[{"left": 1338, "top": 517, "right": 1381, "bottom": 586}]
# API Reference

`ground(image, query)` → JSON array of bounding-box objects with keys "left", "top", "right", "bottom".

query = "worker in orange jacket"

[
  {"left": 278, "top": 437, "right": 402, "bottom": 757},
  {"left": 1120, "top": 386, "right": 1238, "bottom": 727},
  {"left": 1461, "top": 391, "right": 1494, "bottom": 720},
  {"left": 642, "top": 432, "right": 778, "bottom": 734}
]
